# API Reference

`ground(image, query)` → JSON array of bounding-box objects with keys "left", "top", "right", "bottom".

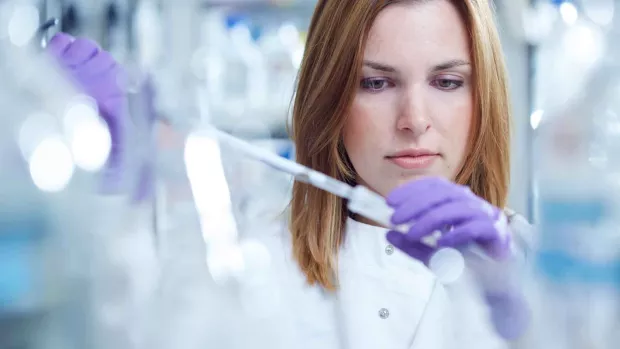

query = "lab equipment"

[
  {"left": 258, "top": 21, "right": 302, "bottom": 114},
  {"left": 204, "top": 125, "right": 500, "bottom": 254},
  {"left": 1, "top": 5, "right": 162, "bottom": 349},
  {"left": 35, "top": 17, "right": 59, "bottom": 47},
  {"left": 45, "top": 30, "right": 166, "bottom": 349},
  {"left": 202, "top": 126, "right": 397, "bottom": 229},
  {"left": 527, "top": 8, "right": 620, "bottom": 348},
  {"left": 531, "top": 74, "right": 620, "bottom": 348},
  {"left": 0, "top": 4, "right": 110, "bottom": 349}
]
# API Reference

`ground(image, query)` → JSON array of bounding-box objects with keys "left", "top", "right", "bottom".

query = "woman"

[
  {"left": 288, "top": 0, "right": 531, "bottom": 345},
  {"left": 48, "top": 0, "right": 533, "bottom": 348}
]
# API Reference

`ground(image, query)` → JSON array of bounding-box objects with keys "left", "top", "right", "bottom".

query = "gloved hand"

[
  {"left": 46, "top": 33, "right": 128, "bottom": 190},
  {"left": 385, "top": 176, "right": 512, "bottom": 264},
  {"left": 385, "top": 177, "right": 529, "bottom": 340}
]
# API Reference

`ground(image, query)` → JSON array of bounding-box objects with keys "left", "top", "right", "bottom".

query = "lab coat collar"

[
  {"left": 345, "top": 215, "right": 390, "bottom": 235},
  {"left": 341, "top": 216, "right": 436, "bottom": 292}
]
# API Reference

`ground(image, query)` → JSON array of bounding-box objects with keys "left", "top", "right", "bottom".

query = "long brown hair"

[{"left": 289, "top": 0, "right": 511, "bottom": 290}]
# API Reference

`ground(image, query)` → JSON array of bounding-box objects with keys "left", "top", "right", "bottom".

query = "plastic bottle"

[
  {"left": 528, "top": 8, "right": 620, "bottom": 348},
  {"left": 0, "top": 5, "right": 160, "bottom": 348},
  {"left": 0, "top": 9, "right": 102, "bottom": 348},
  {"left": 258, "top": 21, "right": 301, "bottom": 130}
]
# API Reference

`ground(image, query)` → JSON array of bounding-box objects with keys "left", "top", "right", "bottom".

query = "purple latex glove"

[
  {"left": 130, "top": 75, "right": 158, "bottom": 203},
  {"left": 385, "top": 176, "right": 511, "bottom": 264},
  {"left": 385, "top": 177, "right": 529, "bottom": 340},
  {"left": 46, "top": 33, "right": 128, "bottom": 190},
  {"left": 485, "top": 291, "right": 531, "bottom": 340}
]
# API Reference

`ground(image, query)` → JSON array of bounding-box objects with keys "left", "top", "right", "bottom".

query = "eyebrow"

[
  {"left": 363, "top": 60, "right": 397, "bottom": 72},
  {"left": 362, "top": 59, "right": 471, "bottom": 73},
  {"left": 431, "top": 59, "right": 471, "bottom": 72}
]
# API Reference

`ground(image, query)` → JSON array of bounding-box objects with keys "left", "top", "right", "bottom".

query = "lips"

[{"left": 386, "top": 149, "right": 439, "bottom": 170}]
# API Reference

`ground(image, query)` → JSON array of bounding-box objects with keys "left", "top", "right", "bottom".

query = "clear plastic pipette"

[{"left": 207, "top": 127, "right": 456, "bottom": 250}]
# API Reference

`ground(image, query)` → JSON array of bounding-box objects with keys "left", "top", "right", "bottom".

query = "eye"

[
  {"left": 360, "top": 78, "right": 391, "bottom": 92},
  {"left": 431, "top": 78, "right": 464, "bottom": 91}
]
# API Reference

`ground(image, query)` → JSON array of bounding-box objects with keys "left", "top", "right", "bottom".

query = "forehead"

[{"left": 364, "top": 0, "right": 470, "bottom": 63}]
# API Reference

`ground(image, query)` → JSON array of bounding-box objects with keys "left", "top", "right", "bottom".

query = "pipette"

[
  {"left": 36, "top": 18, "right": 59, "bottom": 49},
  {"left": 38, "top": 18, "right": 59, "bottom": 36},
  {"left": 207, "top": 127, "right": 482, "bottom": 252}
]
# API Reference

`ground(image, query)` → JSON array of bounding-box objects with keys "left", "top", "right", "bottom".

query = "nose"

[{"left": 396, "top": 86, "right": 431, "bottom": 136}]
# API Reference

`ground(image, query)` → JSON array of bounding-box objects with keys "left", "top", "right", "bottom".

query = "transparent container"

[{"left": 527, "top": 7, "right": 620, "bottom": 348}]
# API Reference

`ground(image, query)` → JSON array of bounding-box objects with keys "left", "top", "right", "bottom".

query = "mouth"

[{"left": 386, "top": 149, "right": 439, "bottom": 170}]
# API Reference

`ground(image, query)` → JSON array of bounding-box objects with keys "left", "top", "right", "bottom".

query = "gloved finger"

[
  {"left": 132, "top": 162, "right": 155, "bottom": 203},
  {"left": 73, "top": 50, "right": 117, "bottom": 79},
  {"left": 386, "top": 176, "right": 450, "bottom": 206},
  {"left": 62, "top": 37, "right": 100, "bottom": 67},
  {"left": 439, "top": 218, "right": 512, "bottom": 260},
  {"left": 390, "top": 183, "right": 473, "bottom": 225},
  {"left": 141, "top": 76, "right": 158, "bottom": 124},
  {"left": 485, "top": 292, "right": 531, "bottom": 340},
  {"left": 106, "top": 125, "right": 125, "bottom": 174},
  {"left": 386, "top": 231, "right": 435, "bottom": 264},
  {"left": 403, "top": 200, "right": 489, "bottom": 241},
  {"left": 97, "top": 96, "right": 127, "bottom": 161},
  {"left": 436, "top": 218, "right": 495, "bottom": 248},
  {"left": 82, "top": 67, "right": 128, "bottom": 99},
  {"left": 47, "top": 32, "right": 74, "bottom": 58},
  {"left": 98, "top": 95, "right": 128, "bottom": 130}
]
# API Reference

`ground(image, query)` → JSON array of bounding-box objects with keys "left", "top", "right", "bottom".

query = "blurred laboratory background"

[{"left": 1, "top": 0, "right": 620, "bottom": 348}]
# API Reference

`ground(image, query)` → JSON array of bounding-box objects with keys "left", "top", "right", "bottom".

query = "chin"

[
  {"left": 400, "top": 172, "right": 436, "bottom": 182},
  {"left": 378, "top": 175, "right": 425, "bottom": 196},
  {"left": 388, "top": 172, "right": 444, "bottom": 191},
  {"left": 362, "top": 171, "right": 447, "bottom": 197}
]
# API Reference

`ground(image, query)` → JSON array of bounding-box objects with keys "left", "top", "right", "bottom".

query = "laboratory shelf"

[
  {"left": 202, "top": 0, "right": 317, "bottom": 18},
  {"left": 203, "top": 0, "right": 315, "bottom": 10}
]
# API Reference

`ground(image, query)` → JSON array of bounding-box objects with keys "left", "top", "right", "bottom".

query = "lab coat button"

[
  {"left": 378, "top": 308, "right": 390, "bottom": 319},
  {"left": 385, "top": 244, "right": 394, "bottom": 255}
]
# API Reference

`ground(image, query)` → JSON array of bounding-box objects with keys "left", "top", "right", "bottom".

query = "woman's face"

[{"left": 343, "top": 0, "right": 473, "bottom": 197}]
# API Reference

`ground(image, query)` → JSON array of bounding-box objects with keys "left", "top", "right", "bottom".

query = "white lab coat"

[
  {"left": 247, "top": 211, "right": 534, "bottom": 349},
  {"left": 153, "top": 207, "right": 533, "bottom": 349}
]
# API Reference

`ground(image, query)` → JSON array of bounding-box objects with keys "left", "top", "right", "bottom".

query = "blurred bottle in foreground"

[
  {"left": 0, "top": 3, "right": 110, "bottom": 348},
  {"left": 528, "top": 2, "right": 620, "bottom": 347},
  {"left": 0, "top": 2, "right": 162, "bottom": 348}
]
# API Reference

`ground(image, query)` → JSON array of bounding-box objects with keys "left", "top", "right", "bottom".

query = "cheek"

[
  {"left": 433, "top": 93, "right": 473, "bottom": 162},
  {"left": 453, "top": 104, "right": 473, "bottom": 146},
  {"left": 345, "top": 93, "right": 399, "bottom": 139},
  {"left": 343, "top": 104, "right": 368, "bottom": 169},
  {"left": 458, "top": 101, "right": 474, "bottom": 149},
  {"left": 343, "top": 96, "right": 391, "bottom": 173}
]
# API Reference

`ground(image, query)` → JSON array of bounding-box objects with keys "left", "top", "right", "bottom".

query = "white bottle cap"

[{"left": 429, "top": 247, "right": 465, "bottom": 285}]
